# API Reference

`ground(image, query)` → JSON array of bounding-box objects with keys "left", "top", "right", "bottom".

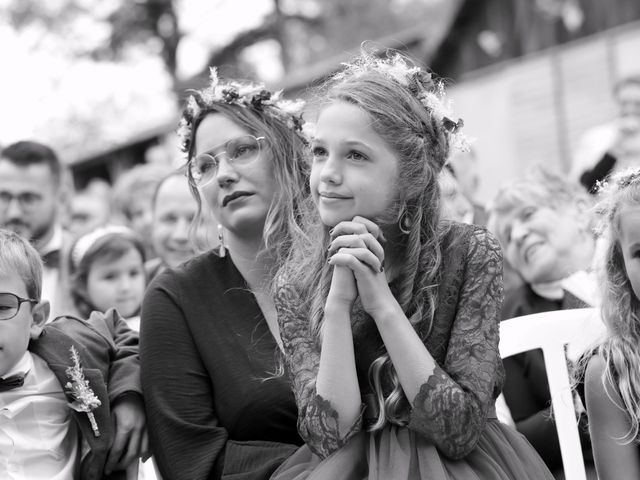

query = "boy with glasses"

[{"left": 0, "top": 229, "right": 145, "bottom": 479}]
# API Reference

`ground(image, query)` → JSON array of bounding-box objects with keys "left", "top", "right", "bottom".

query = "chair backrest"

[{"left": 499, "top": 308, "right": 606, "bottom": 480}]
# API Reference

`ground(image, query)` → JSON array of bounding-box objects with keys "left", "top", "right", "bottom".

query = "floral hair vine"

[
  {"left": 178, "top": 67, "right": 307, "bottom": 155},
  {"left": 334, "top": 53, "right": 472, "bottom": 153}
]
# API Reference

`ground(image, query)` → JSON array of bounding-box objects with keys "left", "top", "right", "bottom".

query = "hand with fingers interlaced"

[{"left": 327, "top": 216, "right": 397, "bottom": 318}]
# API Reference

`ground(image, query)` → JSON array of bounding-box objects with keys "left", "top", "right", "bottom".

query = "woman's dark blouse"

[
  {"left": 275, "top": 223, "right": 505, "bottom": 460},
  {"left": 141, "top": 252, "right": 302, "bottom": 480}
]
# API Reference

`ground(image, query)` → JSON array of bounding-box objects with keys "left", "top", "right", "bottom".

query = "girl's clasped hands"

[{"left": 327, "top": 216, "right": 391, "bottom": 315}]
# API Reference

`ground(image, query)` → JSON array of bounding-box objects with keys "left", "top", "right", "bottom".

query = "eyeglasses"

[
  {"left": 0, "top": 292, "right": 38, "bottom": 321},
  {"left": 0, "top": 192, "right": 42, "bottom": 211},
  {"left": 187, "top": 135, "right": 265, "bottom": 187}
]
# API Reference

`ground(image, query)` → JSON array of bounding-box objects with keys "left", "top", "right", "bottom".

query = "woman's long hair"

[{"left": 282, "top": 52, "right": 456, "bottom": 430}]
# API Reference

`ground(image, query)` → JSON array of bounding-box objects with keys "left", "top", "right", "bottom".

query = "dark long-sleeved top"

[{"left": 140, "top": 252, "right": 302, "bottom": 480}]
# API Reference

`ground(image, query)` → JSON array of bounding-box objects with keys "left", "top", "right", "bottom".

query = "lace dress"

[{"left": 272, "top": 223, "right": 554, "bottom": 480}]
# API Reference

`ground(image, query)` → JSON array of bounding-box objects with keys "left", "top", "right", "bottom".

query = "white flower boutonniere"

[{"left": 65, "top": 346, "right": 102, "bottom": 437}]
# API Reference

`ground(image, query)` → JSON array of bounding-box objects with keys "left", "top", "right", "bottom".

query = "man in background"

[
  {"left": 111, "top": 162, "right": 173, "bottom": 261},
  {"left": 0, "top": 140, "right": 74, "bottom": 318}
]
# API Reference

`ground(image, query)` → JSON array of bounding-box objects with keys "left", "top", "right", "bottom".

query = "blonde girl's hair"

[
  {"left": 594, "top": 168, "right": 640, "bottom": 443},
  {"left": 282, "top": 50, "right": 462, "bottom": 430}
]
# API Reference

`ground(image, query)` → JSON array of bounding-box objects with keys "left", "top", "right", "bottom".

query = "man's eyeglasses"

[
  {"left": 187, "top": 135, "right": 265, "bottom": 187},
  {"left": 0, "top": 192, "right": 42, "bottom": 211},
  {"left": 0, "top": 292, "right": 38, "bottom": 321}
]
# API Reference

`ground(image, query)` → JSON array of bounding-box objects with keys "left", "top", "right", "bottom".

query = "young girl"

[
  {"left": 584, "top": 168, "right": 640, "bottom": 479},
  {"left": 69, "top": 225, "right": 146, "bottom": 331},
  {"left": 272, "top": 52, "right": 554, "bottom": 479}
]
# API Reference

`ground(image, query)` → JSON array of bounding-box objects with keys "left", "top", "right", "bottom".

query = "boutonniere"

[{"left": 65, "top": 346, "right": 102, "bottom": 437}]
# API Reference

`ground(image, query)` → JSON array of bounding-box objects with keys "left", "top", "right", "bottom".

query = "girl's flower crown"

[
  {"left": 178, "top": 68, "right": 307, "bottom": 156},
  {"left": 333, "top": 52, "right": 472, "bottom": 153}
]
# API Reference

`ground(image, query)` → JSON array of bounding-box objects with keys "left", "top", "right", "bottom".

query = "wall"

[{"left": 450, "top": 20, "right": 640, "bottom": 204}]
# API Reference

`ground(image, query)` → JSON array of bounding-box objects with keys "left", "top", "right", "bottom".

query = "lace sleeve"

[
  {"left": 275, "top": 279, "right": 363, "bottom": 459},
  {"left": 408, "top": 227, "right": 504, "bottom": 459}
]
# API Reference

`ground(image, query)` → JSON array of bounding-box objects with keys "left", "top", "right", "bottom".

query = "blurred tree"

[
  {"left": 207, "top": 0, "right": 449, "bottom": 79},
  {"left": 278, "top": 0, "right": 447, "bottom": 70},
  {"left": 2, "top": 0, "right": 448, "bottom": 85},
  {"left": 102, "top": 0, "right": 181, "bottom": 80},
  {"left": 1, "top": 0, "right": 179, "bottom": 79},
  {"left": 1, "top": 0, "right": 451, "bottom": 162}
]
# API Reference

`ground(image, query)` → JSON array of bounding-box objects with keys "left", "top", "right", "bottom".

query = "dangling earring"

[{"left": 217, "top": 224, "right": 226, "bottom": 257}]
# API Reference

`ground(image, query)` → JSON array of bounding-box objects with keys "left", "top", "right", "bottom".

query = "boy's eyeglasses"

[
  {"left": 187, "top": 135, "right": 265, "bottom": 188},
  {"left": 0, "top": 292, "right": 38, "bottom": 320}
]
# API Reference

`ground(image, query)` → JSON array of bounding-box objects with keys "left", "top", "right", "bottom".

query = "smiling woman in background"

[
  {"left": 140, "top": 69, "right": 309, "bottom": 480},
  {"left": 487, "top": 168, "right": 598, "bottom": 478}
]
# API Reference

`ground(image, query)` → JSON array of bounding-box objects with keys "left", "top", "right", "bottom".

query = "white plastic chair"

[{"left": 499, "top": 308, "right": 606, "bottom": 480}]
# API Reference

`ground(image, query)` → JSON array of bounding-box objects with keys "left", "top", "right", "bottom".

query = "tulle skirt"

[{"left": 271, "top": 420, "right": 554, "bottom": 480}]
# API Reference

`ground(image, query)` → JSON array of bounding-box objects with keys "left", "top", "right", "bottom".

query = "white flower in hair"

[
  {"left": 373, "top": 58, "right": 420, "bottom": 86},
  {"left": 301, "top": 121, "right": 316, "bottom": 141},
  {"left": 176, "top": 117, "right": 190, "bottom": 144},
  {"left": 278, "top": 98, "right": 306, "bottom": 115},
  {"left": 186, "top": 95, "right": 201, "bottom": 119}
]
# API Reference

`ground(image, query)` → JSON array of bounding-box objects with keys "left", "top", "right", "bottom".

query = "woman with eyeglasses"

[{"left": 140, "top": 69, "right": 309, "bottom": 480}]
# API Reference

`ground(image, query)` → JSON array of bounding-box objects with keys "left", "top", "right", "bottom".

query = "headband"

[{"left": 71, "top": 225, "right": 135, "bottom": 269}]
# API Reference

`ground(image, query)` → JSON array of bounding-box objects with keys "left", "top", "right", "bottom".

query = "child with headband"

[
  {"left": 69, "top": 225, "right": 158, "bottom": 479},
  {"left": 70, "top": 225, "right": 146, "bottom": 331},
  {"left": 272, "top": 51, "right": 553, "bottom": 479}
]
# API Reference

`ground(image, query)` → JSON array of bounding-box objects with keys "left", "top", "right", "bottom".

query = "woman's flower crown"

[
  {"left": 333, "top": 52, "right": 472, "bottom": 153},
  {"left": 178, "top": 68, "right": 306, "bottom": 155}
]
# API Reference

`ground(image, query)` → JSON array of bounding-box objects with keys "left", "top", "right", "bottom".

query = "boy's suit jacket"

[{"left": 28, "top": 308, "right": 141, "bottom": 480}]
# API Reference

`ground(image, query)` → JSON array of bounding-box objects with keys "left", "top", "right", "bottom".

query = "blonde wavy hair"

[
  {"left": 593, "top": 168, "right": 640, "bottom": 444},
  {"left": 281, "top": 51, "right": 459, "bottom": 430}
]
